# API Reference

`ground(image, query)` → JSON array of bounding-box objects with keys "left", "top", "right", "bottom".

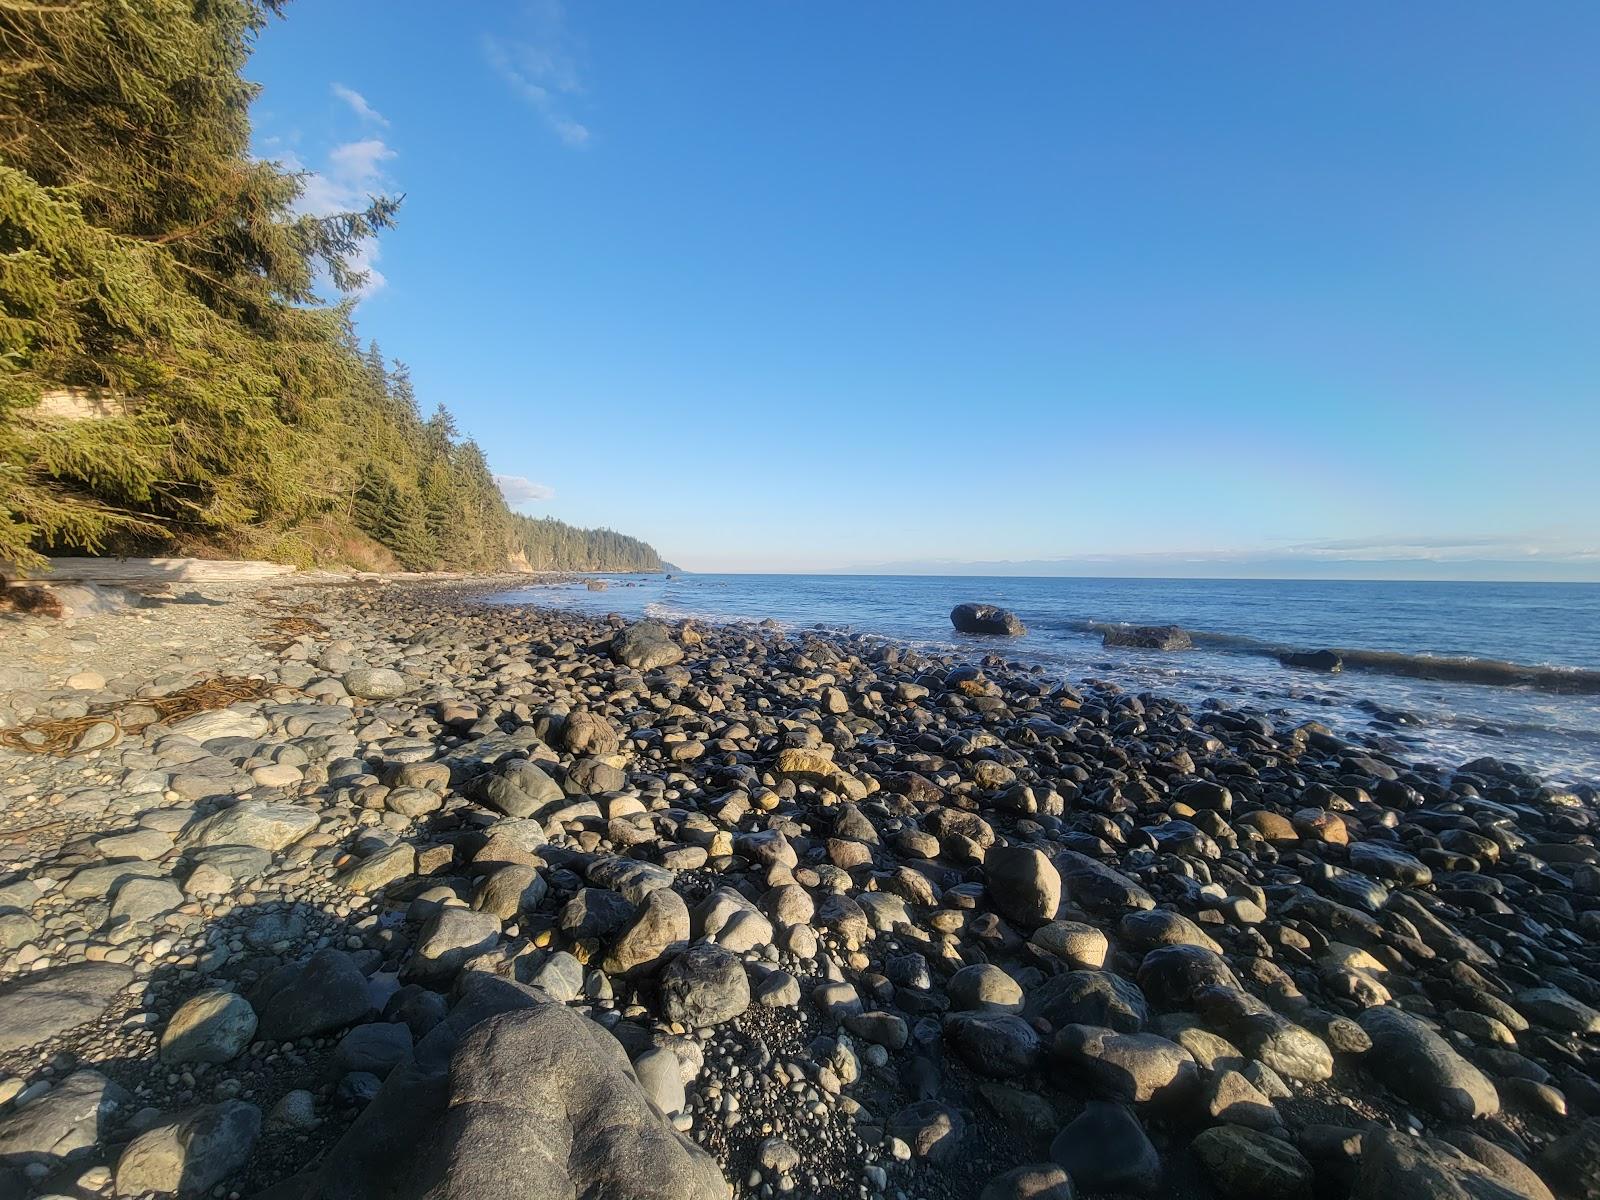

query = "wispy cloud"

[
  {"left": 496, "top": 474, "right": 557, "bottom": 508},
  {"left": 331, "top": 83, "right": 388, "bottom": 127},
  {"left": 484, "top": 1, "right": 591, "bottom": 147},
  {"left": 286, "top": 135, "right": 397, "bottom": 297}
]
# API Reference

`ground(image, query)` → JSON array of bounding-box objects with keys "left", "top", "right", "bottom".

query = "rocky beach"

[{"left": 0, "top": 575, "right": 1598, "bottom": 1200}]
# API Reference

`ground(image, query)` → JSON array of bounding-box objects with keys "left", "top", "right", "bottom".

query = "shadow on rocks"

[{"left": 0, "top": 891, "right": 725, "bottom": 1200}]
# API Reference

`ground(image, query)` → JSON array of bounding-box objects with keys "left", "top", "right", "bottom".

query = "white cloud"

[
  {"left": 484, "top": 1, "right": 591, "bottom": 147},
  {"left": 332, "top": 83, "right": 388, "bottom": 126},
  {"left": 327, "top": 138, "right": 396, "bottom": 183},
  {"left": 496, "top": 474, "right": 557, "bottom": 508},
  {"left": 286, "top": 136, "right": 398, "bottom": 297}
]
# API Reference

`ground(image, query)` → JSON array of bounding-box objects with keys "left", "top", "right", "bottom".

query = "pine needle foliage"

[{"left": 0, "top": 0, "right": 661, "bottom": 575}]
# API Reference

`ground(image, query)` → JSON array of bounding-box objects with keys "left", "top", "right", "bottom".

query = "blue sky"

[{"left": 248, "top": 2, "right": 1599, "bottom": 579}]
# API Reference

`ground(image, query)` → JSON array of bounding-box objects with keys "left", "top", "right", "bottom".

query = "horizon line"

[{"left": 655, "top": 569, "right": 1600, "bottom": 585}]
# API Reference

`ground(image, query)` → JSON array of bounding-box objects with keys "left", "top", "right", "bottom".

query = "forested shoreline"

[{"left": 0, "top": 0, "right": 660, "bottom": 575}]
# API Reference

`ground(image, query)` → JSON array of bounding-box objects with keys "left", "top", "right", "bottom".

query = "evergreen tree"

[
  {"left": 0, "top": 0, "right": 663, "bottom": 576},
  {"left": 379, "top": 485, "right": 433, "bottom": 570}
]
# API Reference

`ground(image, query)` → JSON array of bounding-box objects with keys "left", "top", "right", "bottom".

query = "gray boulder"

[
  {"left": 403, "top": 909, "right": 501, "bottom": 985},
  {"left": 604, "top": 888, "right": 691, "bottom": 977},
  {"left": 943, "top": 1012, "right": 1041, "bottom": 1077},
  {"left": 178, "top": 801, "right": 319, "bottom": 852},
  {"left": 0, "top": 1070, "right": 127, "bottom": 1165},
  {"left": 1539, "top": 1119, "right": 1600, "bottom": 1200},
  {"left": 250, "top": 949, "right": 372, "bottom": 1041},
  {"left": 659, "top": 944, "right": 749, "bottom": 1028},
  {"left": 612, "top": 621, "right": 686, "bottom": 670},
  {"left": 1101, "top": 624, "right": 1191, "bottom": 650},
  {"left": 343, "top": 667, "right": 410, "bottom": 699},
  {"left": 951, "top": 604, "right": 1027, "bottom": 637},
  {"left": 296, "top": 985, "right": 728, "bottom": 1200},
  {"left": 1050, "top": 1100, "right": 1161, "bottom": 1194},
  {"left": 481, "top": 760, "right": 564, "bottom": 819},
  {"left": 1357, "top": 1006, "right": 1499, "bottom": 1120},
  {"left": 1280, "top": 649, "right": 1343, "bottom": 673},
  {"left": 984, "top": 845, "right": 1061, "bottom": 928},
  {"left": 114, "top": 1100, "right": 261, "bottom": 1197},
  {"left": 1358, "top": 1128, "right": 1530, "bottom": 1200},
  {"left": 1053, "top": 1024, "right": 1199, "bottom": 1105},
  {"left": 0, "top": 962, "right": 132, "bottom": 1052}
]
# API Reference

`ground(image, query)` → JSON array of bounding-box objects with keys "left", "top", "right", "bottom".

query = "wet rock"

[
  {"left": 1280, "top": 649, "right": 1343, "bottom": 673},
  {"left": 178, "top": 800, "right": 319, "bottom": 851},
  {"left": 951, "top": 604, "right": 1027, "bottom": 637},
  {"left": 1102, "top": 624, "right": 1190, "bottom": 651}
]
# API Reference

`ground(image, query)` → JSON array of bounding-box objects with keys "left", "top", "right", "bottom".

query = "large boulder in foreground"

[
  {"left": 951, "top": 604, "right": 1027, "bottom": 637},
  {"left": 1101, "top": 624, "right": 1191, "bottom": 651},
  {"left": 612, "top": 621, "right": 686, "bottom": 670},
  {"left": 295, "top": 979, "right": 728, "bottom": 1200}
]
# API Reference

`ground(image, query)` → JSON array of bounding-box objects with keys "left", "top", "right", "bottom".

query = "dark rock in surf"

[
  {"left": 951, "top": 604, "right": 1027, "bottom": 637},
  {"left": 1101, "top": 624, "right": 1191, "bottom": 651},
  {"left": 1280, "top": 648, "right": 1343, "bottom": 673}
]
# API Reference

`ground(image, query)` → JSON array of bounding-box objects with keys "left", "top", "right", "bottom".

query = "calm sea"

[{"left": 488, "top": 574, "right": 1600, "bottom": 787}]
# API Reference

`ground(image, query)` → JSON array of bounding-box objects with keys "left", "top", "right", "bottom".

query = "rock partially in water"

[
  {"left": 1280, "top": 648, "right": 1344, "bottom": 673},
  {"left": 951, "top": 603, "right": 1027, "bottom": 637},
  {"left": 1101, "top": 624, "right": 1192, "bottom": 650}
]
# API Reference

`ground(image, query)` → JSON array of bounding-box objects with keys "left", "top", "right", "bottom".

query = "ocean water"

[{"left": 487, "top": 574, "right": 1600, "bottom": 787}]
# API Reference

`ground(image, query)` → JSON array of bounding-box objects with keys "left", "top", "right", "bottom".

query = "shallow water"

[{"left": 488, "top": 574, "right": 1600, "bottom": 787}]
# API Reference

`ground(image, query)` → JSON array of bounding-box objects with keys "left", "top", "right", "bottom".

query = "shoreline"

[{"left": 0, "top": 575, "right": 1595, "bottom": 1199}]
